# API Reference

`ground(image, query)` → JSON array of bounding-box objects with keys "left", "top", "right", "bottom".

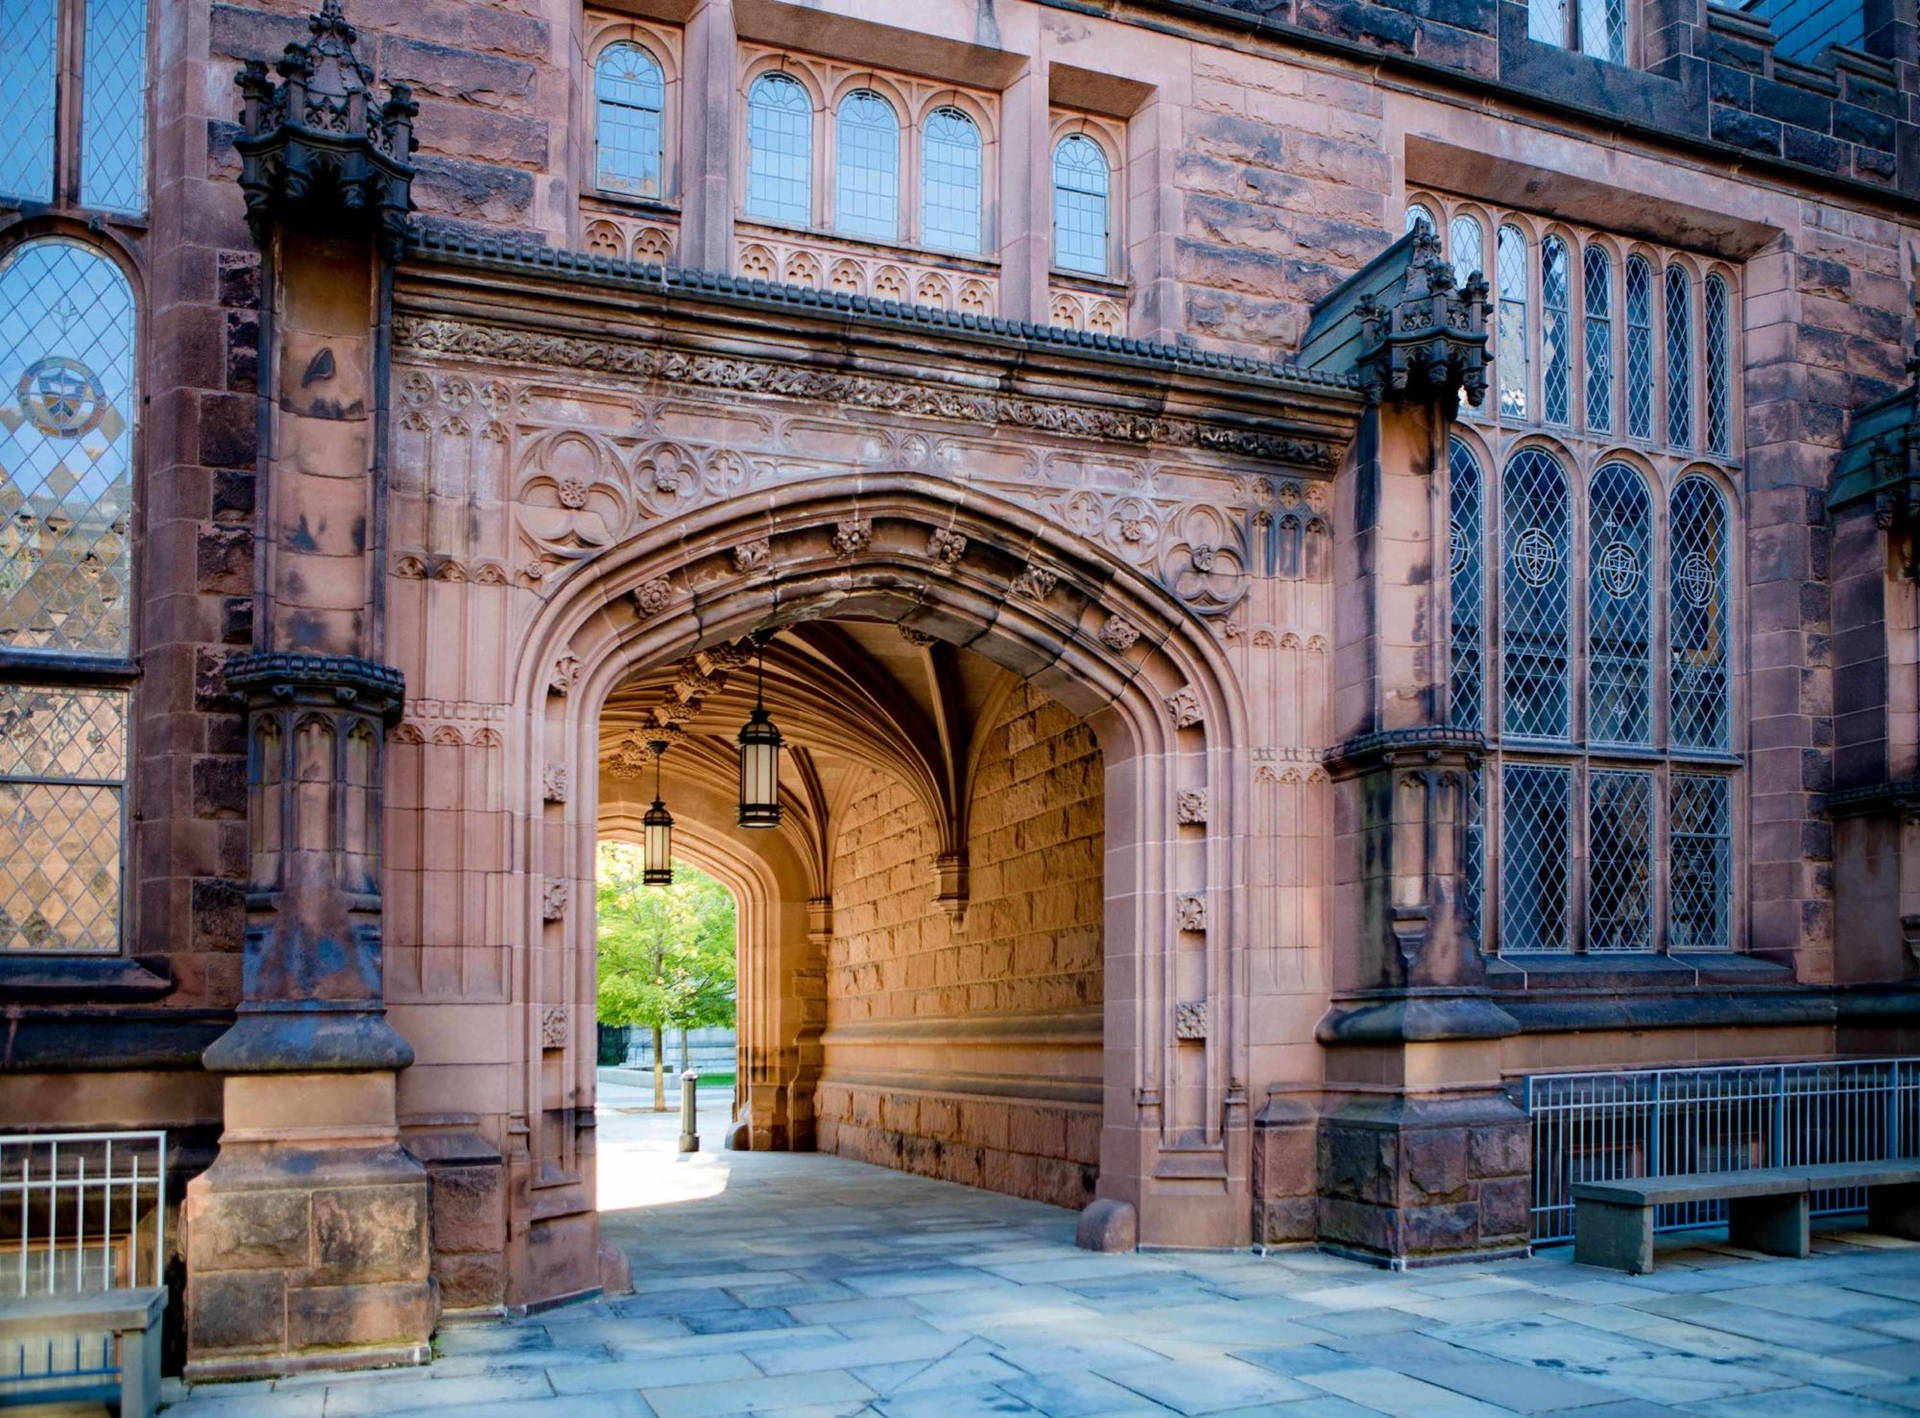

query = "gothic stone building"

[{"left": 3, "top": 0, "right": 1920, "bottom": 1379}]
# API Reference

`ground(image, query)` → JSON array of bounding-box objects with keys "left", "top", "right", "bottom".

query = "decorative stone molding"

[
  {"left": 1177, "top": 894, "right": 1207, "bottom": 933},
  {"left": 540, "top": 1005, "right": 569, "bottom": 1048},
  {"left": 1174, "top": 1001, "right": 1208, "bottom": 1040},
  {"left": 1353, "top": 226, "right": 1491, "bottom": 412},
  {"left": 1166, "top": 686, "right": 1204, "bottom": 729},
  {"left": 1099, "top": 615, "right": 1139, "bottom": 651},
  {"left": 1049, "top": 285, "right": 1126, "bottom": 338},
  {"left": 542, "top": 762, "right": 569, "bottom": 804},
  {"left": 736, "top": 228, "right": 997, "bottom": 317},
  {"left": 832, "top": 517, "right": 873, "bottom": 558},
  {"left": 1012, "top": 565, "right": 1058, "bottom": 600},
  {"left": 899, "top": 626, "right": 937, "bottom": 646},
  {"left": 1176, "top": 789, "right": 1208, "bottom": 826},
  {"left": 583, "top": 214, "right": 676, "bottom": 267},
  {"left": 233, "top": 0, "right": 418, "bottom": 261},
  {"left": 541, "top": 878, "right": 570, "bottom": 922},
  {"left": 733, "top": 538, "right": 771, "bottom": 573},
  {"left": 632, "top": 576, "right": 674, "bottom": 617},
  {"left": 550, "top": 654, "right": 584, "bottom": 695},
  {"left": 926, "top": 529, "right": 967, "bottom": 565}
]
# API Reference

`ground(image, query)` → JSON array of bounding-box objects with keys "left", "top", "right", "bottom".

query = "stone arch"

[{"left": 508, "top": 474, "right": 1252, "bottom": 1254}]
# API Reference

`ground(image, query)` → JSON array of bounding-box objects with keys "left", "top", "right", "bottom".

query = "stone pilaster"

[{"left": 185, "top": 0, "right": 433, "bottom": 1378}]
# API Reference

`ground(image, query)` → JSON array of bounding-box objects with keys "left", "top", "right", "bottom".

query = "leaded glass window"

[
  {"left": 1529, "top": 0, "right": 1568, "bottom": 43},
  {"left": 834, "top": 89, "right": 899, "bottom": 243},
  {"left": 79, "top": 0, "right": 148, "bottom": 213},
  {"left": 1542, "top": 235, "right": 1571, "bottom": 426},
  {"left": 1588, "top": 463, "right": 1652, "bottom": 746},
  {"left": 1580, "top": 0, "right": 1627, "bottom": 63},
  {"left": 922, "top": 106, "right": 981, "bottom": 254},
  {"left": 1626, "top": 254, "right": 1653, "bottom": 440},
  {"left": 1448, "top": 437, "right": 1484, "bottom": 732},
  {"left": 1501, "top": 448, "right": 1570, "bottom": 740},
  {"left": 746, "top": 73, "right": 813, "bottom": 227},
  {"left": 1670, "top": 475, "right": 1730, "bottom": 751},
  {"left": 1406, "top": 202, "right": 1436, "bottom": 237},
  {"left": 1666, "top": 264, "right": 1693, "bottom": 448},
  {"left": 0, "top": 684, "right": 126, "bottom": 952},
  {"left": 1584, "top": 245, "right": 1612, "bottom": 434},
  {"left": 1670, "top": 773, "right": 1732, "bottom": 950},
  {"left": 1502, "top": 764, "right": 1571, "bottom": 952},
  {"left": 1588, "top": 770, "right": 1653, "bottom": 951},
  {"left": 1449, "top": 214, "right": 1483, "bottom": 288},
  {"left": 1497, "top": 224, "right": 1528, "bottom": 421},
  {"left": 0, "top": 0, "right": 57, "bottom": 205},
  {"left": 1053, "top": 135, "right": 1109, "bottom": 277},
  {"left": 1705, "top": 273, "right": 1732, "bottom": 457},
  {"left": 595, "top": 42, "right": 665, "bottom": 199}
]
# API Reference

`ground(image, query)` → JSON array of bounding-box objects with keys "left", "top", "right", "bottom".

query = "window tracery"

[{"left": 594, "top": 41, "right": 665, "bottom": 198}]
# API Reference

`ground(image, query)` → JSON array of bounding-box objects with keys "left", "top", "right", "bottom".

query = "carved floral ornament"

[
  {"left": 832, "top": 517, "right": 873, "bottom": 558},
  {"left": 1174, "top": 1000, "right": 1208, "bottom": 1040},
  {"left": 926, "top": 529, "right": 967, "bottom": 565},
  {"left": 1176, "top": 789, "right": 1208, "bottom": 825},
  {"left": 1177, "top": 894, "right": 1207, "bottom": 933},
  {"left": 1099, "top": 614, "right": 1139, "bottom": 652},
  {"left": 543, "top": 761, "right": 570, "bottom": 803},
  {"left": 632, "top": 576, "right": 674, "bottom": 618},
  {"left": 1012, "top": 565, "right": 1058, "bottom": 600},
  {"left": 542, "top": 877, "right": 571, "bottom": 921},
  {"left": 1166, "top": 685, "right": 1203, "bottom": 729},
  {"left": 541, "top": 1004, "right": 569, "bottom": 1048}
]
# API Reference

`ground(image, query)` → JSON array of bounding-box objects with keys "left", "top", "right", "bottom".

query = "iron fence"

[
  {"left": 0, "top": 1130, "right": 166, "bottom": 1401},
  {"left": 1522, "top": 1058, "right": 1920, "bottom": 1243}
]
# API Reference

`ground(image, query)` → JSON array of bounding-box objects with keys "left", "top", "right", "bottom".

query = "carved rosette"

[
  {"left": 832, "top": 517, "right": 873, "bottom": 558},
  {"left": 632, "top": 577, "right": 674, "bottom": 618},
  {"left": 926, "top": 529, "right": 967, "bottom": 565},
  {"left": 1099, "top": 614, "right": 1140, "bottom": 652},
  {"left": 550, "top": 654, "right": 584, "bottom": 695}
]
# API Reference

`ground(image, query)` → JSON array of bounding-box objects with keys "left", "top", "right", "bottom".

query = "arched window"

[
  {"left": 1052, "top": 134, "right": 1110, "bottom": 277},
  {"left": 834, "top": 89, "right": 899, "bottom": 243},
  {"left": 1449, "top": 213, "right": 1483, "bottom": 289},
  {"left": 921, "top": 106, "right": 982, "bottom": 254},
  {"left": 1705, "top": 273, "right": 1732, "bottom": 456},
  {"left": 1448, "top": 437, "right": 1484, "bottom": 732},
  {"left": 1584, "top": 246, "right": 1612, "bottom": 434},
  {"left": 594, "top": 42, "right": 665, "bottom": 198},
  {"left": 1588, "top": 462, "right": 1652, "bottom": 746},
  {"left": 0, "top": 238, "right": 137, "bottom": 953},
  {"left": 1670, "top": 475, "right": 1729, "bottom": 751},
  {"left": 1405, "top": 202, "right": 1436, "bottom": 237},
  {"left": 1666, "top": 264, "right": 1693, "bottom": 448},
  {"left": 1501, "top": 447, "right": 1571, "bottom": 740},
  {"left": 1625, "top": 254, "right": 1654, "bottom": 440},
  {"left": 745, "top": 73, "right": 813, "bottom": 226},
  {"left": 1542, "top": 234, "right": 1571, "bottom": 425},
  {"left": 1497, "top": 224, "right": 1529, "bottom": 421}
]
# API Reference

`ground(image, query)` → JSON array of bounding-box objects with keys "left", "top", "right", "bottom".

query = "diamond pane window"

[
  {"left": 0, "top": 683, "right": 126, "bottom": 953},
  {"left": 1501, "top": 448, "right": 1571, "bottom": 740},
  {"left": 594, "top": 42, "right": 665, "bottom": 198},
  {"left": 1588, "top": 462, "right": 1652, "bottom": 746},
  {"left": 1542, "top": 235, "right": 1571, "bottom": 425},
  {"left": 1670, "top": 773, "right": 1731, "bottom": 950},
  {"left": 1584, "top": 245, "right": 1612, "bottom": 433},
  {"left": 1464, "top": 767, "right": 1485, "bottom": 942},
  {"left": 1705, "top": 273, "right": 1732, "bottom": 456},
  {"left": 1406, "top": 202, "right": 1436, "bottom": 237},
  {"left": 1053, "top": 134, "right": 1109, "bottom": 277},
  {"left": 1448, "top": 437, "right": 1484, "bottom": 732},
  {"left": 1580, "top": 0, "right": 1626, "bottom": 63},
  {"left": 1626, "top": 254, "right": 1653, "bottom": 439},
  {"left": 834, "top": 89, "right": 899, "bottom": 243},
  {"left": 79, "top": 0, "right": 148, "bottom": 213},
  {"left": 1588, "top": 769, "right": 1653, "bottom": 951},
  {"left": 1497, "top": 224, "right": 1528, "bottom": 421},
  {"left": 0, "top": 239, "right": 136, "bottom": 657},
  {"left": 0, "top": 0, "right": 57, "bottom": 204},
  {"left": 1449, "top": 214, "right": 1483, "bottom": 288},
  {"left": 1530, "top": 0, "right": 1568, "bottom": 42},
  {"left": 1502, "top": 763, "right": 1571, "bottom": 952},
  {"left": 1670, "top": 475, "right": 1730, "bottom": 751},
  {"left": 745, "top": 73, "right": 813, "bottom": 226},
  {"left": 1666, "top": 264, "right": 1693, "bottom": 448},
  {"left": 921, "top": 106, "right": 981, "bottom": 254}
]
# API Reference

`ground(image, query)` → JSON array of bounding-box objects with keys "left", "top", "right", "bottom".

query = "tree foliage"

[{"left": 594, "top": 841, "right": 737, "bottom": 1032}]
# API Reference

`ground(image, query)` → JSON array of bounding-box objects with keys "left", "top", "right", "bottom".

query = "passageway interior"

[{"left": 596, "top": 620, "right": 1106, "bottom": 1211}]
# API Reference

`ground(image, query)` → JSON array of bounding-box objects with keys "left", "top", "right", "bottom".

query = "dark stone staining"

[
  {"left": 411, "top": 155, "right": 535, "bottom": 223},
  {"left": 226, "top": 312, "right": 259, "bottom": 392},
  {"left": 191, "top": 877, "right": 248, "bottom": 952},
  {"left": 193, "top": 755, "right": 249, "bottom": 820},
  {"left": 197, "top": 525, "right": 253, "bottom": 596},
  {"left": 199, "top": 392, "right": 258, "bottom": 468},
  {"left": 213, "top": 470, "right": 255, "bottom": 522}
]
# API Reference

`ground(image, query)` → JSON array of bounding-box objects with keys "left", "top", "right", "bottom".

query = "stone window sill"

[
  {"left": 1487, "top": 952, "right": 1794, "bottom": 991},
  {"left": 0, "top": 954, "right": 174, "bottom": 1003}
]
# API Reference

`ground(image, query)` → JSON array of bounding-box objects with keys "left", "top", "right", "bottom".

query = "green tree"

[{"left": 595, "top": 841, "right": 737, "bottom": 1110}]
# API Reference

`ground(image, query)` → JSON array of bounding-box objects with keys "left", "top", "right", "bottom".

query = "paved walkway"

[{"left": 161, "top": 1080, "right": 1920, "bottom": 1417}]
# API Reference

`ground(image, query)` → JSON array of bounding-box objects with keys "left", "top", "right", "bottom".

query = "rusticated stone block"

[
  {"left": 190, "top": 1269, "right": 287, "bottom": 1352},
  {"left": 1468, "top": 1121, "right": 1530, "bottom": 1179},
  {"left": 1400, "top": 1200, "right": 1481, "bottom": 1254},
  {"left": 288, "top": 1279, "right": 435, "bottom": 1349},
  {"left": 1254, "top": 1196, "right": 1318, "bottom": 1244},
  {"left": 428, "top": 1163, "right": 505, "bottom": 1255},
  {"left": 188, "top": 1188, "right": 309, "bottom": 1270},
  {"left": 1403, "top": 1128, "right": 1470, "bottom": 1200},
  {"left": 312, "top": 1184, "right": 429, "bottom": 1284},
  {"left": 1476, "top": 1176, "right": 1532, "bottom": 1239}
]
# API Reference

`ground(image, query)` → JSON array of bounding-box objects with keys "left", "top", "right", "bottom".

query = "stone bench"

[
  {"left": 1572, "top": 1161, "right": 1920, "bottom": 1273},
  {"left": 0, "top": 1286, "right": 165, "bottom": 1417}
]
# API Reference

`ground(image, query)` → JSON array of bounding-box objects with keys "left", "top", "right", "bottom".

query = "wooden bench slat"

[{"left": 0, "top": 1287, "right": 166, "bottom": 1335}]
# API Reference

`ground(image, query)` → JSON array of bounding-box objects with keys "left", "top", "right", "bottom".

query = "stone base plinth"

[{"left": 184, "top": 1073, "right": 436, "bottom": 1380}]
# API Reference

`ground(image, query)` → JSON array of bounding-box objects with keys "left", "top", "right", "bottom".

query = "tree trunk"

[{"left": 652, "top": 1024, "right": 667, "bottom": 1111}]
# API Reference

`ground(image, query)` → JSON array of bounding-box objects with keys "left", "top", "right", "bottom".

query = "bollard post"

[{"left": 679, "top": 1068, "right": 700, "bottom": 1154}]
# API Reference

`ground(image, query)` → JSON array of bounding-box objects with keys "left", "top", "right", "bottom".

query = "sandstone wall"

[{"left": 814, "top": 682, "right": 1105, "bottom": 1208}]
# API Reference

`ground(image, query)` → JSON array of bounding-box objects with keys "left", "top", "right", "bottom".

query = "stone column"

[{"left": 184, "top": 0, "right": 434, "bottom": 1378}]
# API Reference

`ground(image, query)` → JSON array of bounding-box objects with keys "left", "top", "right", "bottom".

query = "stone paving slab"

[{"left": 156, "top": 1099, "right": 1920, "bottom": 1418}]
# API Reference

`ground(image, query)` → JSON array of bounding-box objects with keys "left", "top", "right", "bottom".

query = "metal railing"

[
  {"left": 1522, "top": 1058, "right": 1920, "bottom": 1243},
  {"left": 0, "top": 1131, "right": 167, "bottom": 1400}
]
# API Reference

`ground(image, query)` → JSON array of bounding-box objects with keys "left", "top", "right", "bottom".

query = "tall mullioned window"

[
  {"left": 2, "top": 0, "right": 149, "bottom": 213},
  {"left": 1423, "top": 193, "right": 1743, "bottom": 958},
  {"left": 834, "top": 89, "right": 899, "bottom": 243},
  {"left": 0, "top": 238, "right": 138, "bottom": 953},
  {"left": 1052, "top": 134, "right": 1110, "bottom": 277},
  {"left": 1530, "top": 0, "right": 1626, "bottom": 63},
  {"left": 594, "top": 42, "right": 665, "bottom": 198},
  {"left": 745, "top": 72, "right": 813, "bottom": 226},
  {"left": 921, "top": 106, "right": 981, "bottom": 254}
]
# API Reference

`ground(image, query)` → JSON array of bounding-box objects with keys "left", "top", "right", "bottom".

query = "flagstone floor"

[{"left": 159, "top": 1076, "right": 1920, "bottom": 1418}]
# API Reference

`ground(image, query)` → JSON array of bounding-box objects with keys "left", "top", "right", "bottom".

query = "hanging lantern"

[
  {"left": 642, "top": 740, "right": 674, "bottom": 886},
  {"left": 737, "top": 639, "right": 784, "bottom": 829}
]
